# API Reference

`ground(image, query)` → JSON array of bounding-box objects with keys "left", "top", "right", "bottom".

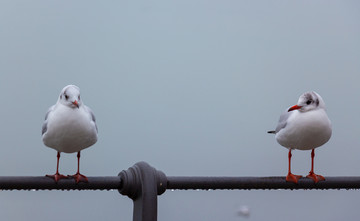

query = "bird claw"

[
  {"left": 286, "top": 173, "right": 302, "bottom": 184},
  {"left": 69, "top": 173, "right": 88, "bottom": 183},
  {"left": 46, "top": 173, "right": 68, "bottom": 183},
  {"left": 307, "top": 172, "right": 325, "bottom": 183}
]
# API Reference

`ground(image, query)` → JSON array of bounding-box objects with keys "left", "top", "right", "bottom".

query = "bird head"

[
  {"left": 58, "top": 85, "right": 82, "bottom": 109},
  {"left": 288, "top": 91, "right": 325, "bottom": 112}
]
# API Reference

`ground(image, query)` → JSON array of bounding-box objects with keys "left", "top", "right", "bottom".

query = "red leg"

[
  {"left": 306, "top": 149, "right": 325, "bottom": 183},
  {"left": 46, "top": 152, "right": 68, "bottom": 182},
  {"left": 286, "top": 149, "right": 302, "bottom": 184},
  {"left": 69, "top": 151, "right": 88, "bottom": 183}
]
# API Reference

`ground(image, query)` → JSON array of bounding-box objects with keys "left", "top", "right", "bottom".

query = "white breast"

[
  {"left": 275, "top": 109, "right": 332, "bottom": 150},
  {"left": 42, "top": 104, "right": 98, "bottom": 153}
]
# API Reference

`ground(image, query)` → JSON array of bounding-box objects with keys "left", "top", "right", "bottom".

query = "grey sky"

[{"left": 0, "top": 0, "right": 359, "bottom": 220}]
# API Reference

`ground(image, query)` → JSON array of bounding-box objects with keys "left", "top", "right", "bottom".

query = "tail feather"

[{"left": 267, "top": 130, "right": 276, "bottom": 134}]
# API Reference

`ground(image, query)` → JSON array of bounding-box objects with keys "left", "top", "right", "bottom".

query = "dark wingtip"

[{"left": 267, "top": 130, "right": 276, "bottom": 134}]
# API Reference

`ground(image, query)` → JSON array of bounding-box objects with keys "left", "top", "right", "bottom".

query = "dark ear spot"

[
  {"left": 60, "top": 95, "right": 62, "bottom": 99},
  {"left": 316, "top": 99, "right": 319, "bottom": 106}
]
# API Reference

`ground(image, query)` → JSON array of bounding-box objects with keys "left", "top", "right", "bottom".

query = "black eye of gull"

[
  {"left": 78, "top": 95, "right": 80, "bottom": 100},
  {"left": 65, "top": 94, "right": 69, "bottom": 100},
  {"left": 306, "top": 100, "right": 312, "bottom": 105}
]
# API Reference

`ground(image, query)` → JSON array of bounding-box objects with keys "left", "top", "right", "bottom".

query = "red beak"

[
  {"left": 72, "top": 100, "right": 79, "bottom": 108},
  {"left": 288, "top": 104, "right": 302, "bottom": 112}
]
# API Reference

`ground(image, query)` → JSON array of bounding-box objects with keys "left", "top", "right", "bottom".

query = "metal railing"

[
  {"left": 0, "top": 176, "right": 121, "bottom": 190},
  {"left": 1, "top": 161, "right": 360, "bottom": 221}
]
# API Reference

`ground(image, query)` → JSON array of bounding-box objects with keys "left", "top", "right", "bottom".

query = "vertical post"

[{"left": 118, "top": 162, "right": 167, "bottom": 221}]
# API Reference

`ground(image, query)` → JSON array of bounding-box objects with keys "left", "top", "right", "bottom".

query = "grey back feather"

[
  {"left": 274, "top": 111, "right": 291, "bottom": 133},
  {"left": 42, "top": 105, "right": 55, "bottom": 135},
  {"left": 268, "top": 110, "right": 292, "bottom": 134},
  {"left": 85, "top": 106, "right": 98, "bottom": 133}
]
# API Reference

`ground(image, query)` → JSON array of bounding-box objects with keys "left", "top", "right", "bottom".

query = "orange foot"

[
  {"left": 286, "top": 173, "right": 302, "bottom": 184},
  {"left": 46, "top": 173, "right": 68, "bottom": 183},
  {"left": 69, "top": 173, "right": 88, "bottom": 183},
  {"left": 307, "top": 172, "right": 325, "bottom": 183}
]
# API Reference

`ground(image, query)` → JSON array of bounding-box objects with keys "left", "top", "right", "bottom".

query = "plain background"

[{"left": 0, "top": 1, "right": 359, "bottom": 220}]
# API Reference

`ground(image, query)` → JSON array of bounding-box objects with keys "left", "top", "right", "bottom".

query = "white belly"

[
  {"left": 275, "top": 109, "right": 332, "bottom": 150},
  {"left": 43, "top": 106, "right": 97, "bottom": 153}
]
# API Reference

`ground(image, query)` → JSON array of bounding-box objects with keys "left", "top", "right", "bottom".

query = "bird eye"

[
  {"left": 65, "top": 95, "right": 69, "bottom": 100},
  {"left": 306, "top": 100, "right": 312, "bottom": 105},
  {"left": 78, "top": 95, "right": 80, "bottom": 100}
]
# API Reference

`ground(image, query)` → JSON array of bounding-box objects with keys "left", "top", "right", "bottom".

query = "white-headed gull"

[
  {"left": 268, "top": 91, "right": 332, "bottom": 183},
  {"left": 42, "top": 85, "right": 98, "bottom": 183}
]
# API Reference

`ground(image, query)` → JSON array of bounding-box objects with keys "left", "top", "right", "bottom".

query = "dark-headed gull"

[
  {"left": 42, "top": 85, "right": 98, "bottom": 183},
  {"left": 268, "top": 91, "right": 332, "bottom": 183}
]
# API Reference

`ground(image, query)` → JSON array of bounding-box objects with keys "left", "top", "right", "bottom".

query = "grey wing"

[
  {"left": 274, "top": 111, "right": 292, "bottom": 133},
  {"left": 42, "top": 105, "right": 55, "bottom": 135},
  {"left": 85, "top": 106, "right": 98, "bottom": 133}
]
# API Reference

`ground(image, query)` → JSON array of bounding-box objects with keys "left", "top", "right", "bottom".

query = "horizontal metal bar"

[
  {"left": 0, "top": 176, "right": 122, "bottom": 190},
  {"left": 166, "top": 176, "right": 360, "bottom": 190},
  {"left": 1, "top": 175, "right": 360, "bottom": 191}
]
